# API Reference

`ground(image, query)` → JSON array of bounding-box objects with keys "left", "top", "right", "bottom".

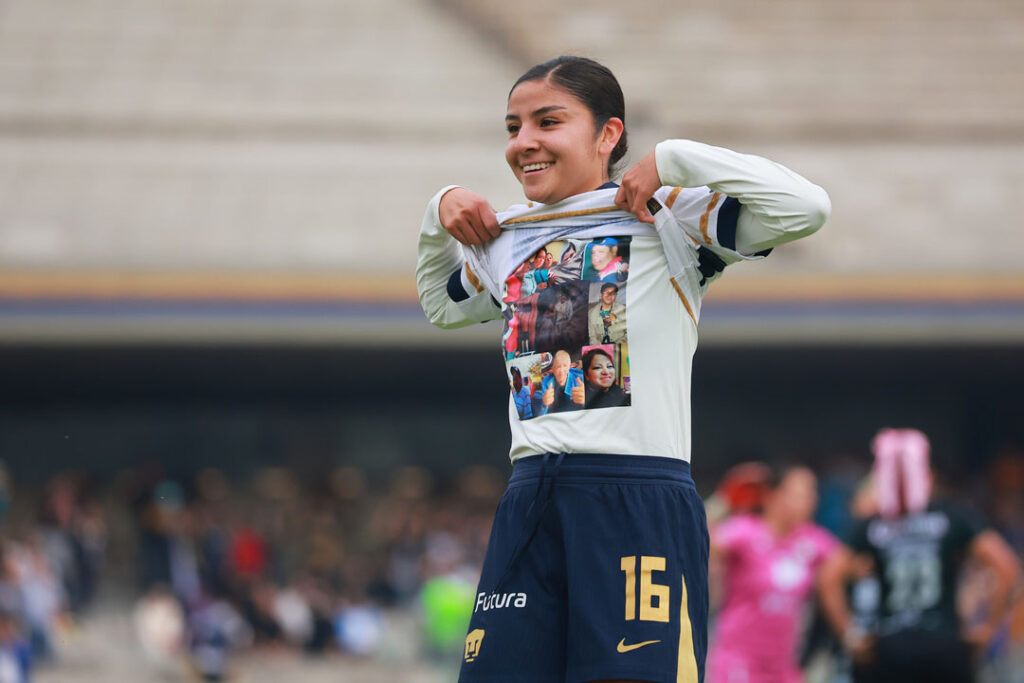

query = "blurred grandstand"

[{"left": 0, "top": 0, "right": 1021, "bottom": 681}]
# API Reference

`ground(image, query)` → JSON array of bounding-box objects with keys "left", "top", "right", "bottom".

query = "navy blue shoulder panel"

[
  {"left": 716, "top": 196, "right": 742, "bottom": 251},
  {"left": 446, "top": 268, "right": 470, "bottom": 302}
]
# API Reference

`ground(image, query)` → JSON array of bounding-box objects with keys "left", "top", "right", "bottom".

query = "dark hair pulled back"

[
  {"left": 510, "top": 56, "right": 628, "bottom": 178},
  {"left": 581, "top": 347, "right": 615, "bottom": 375}
]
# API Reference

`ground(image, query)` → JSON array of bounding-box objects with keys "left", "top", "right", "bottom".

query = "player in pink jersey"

[{"left": 707, "top": 465, "right": 838, "bottom": 683}]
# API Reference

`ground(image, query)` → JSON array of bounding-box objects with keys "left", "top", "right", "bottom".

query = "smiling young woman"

[{"left": 416, "top": 55, "right": 831, "bottom": 683}]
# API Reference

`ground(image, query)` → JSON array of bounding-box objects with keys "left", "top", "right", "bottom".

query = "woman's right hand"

[
  {"left": 439, "top": 188, "right": 500, "bottom": 245},
  {"left": 542, "top": 384, "right": 555, "bottom": 407}
]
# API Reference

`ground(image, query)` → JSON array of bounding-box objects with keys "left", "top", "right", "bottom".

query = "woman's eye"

[
  {"left": 540, "top": 118, "right": 558, "bottom": 127},
  {"left": 506, "top": 124, "right": 520, "bottom": 135}
]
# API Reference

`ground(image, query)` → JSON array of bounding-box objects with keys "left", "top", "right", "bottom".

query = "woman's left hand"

[{"left": 615, "top": 150, "right": 661, "bottom": 224}]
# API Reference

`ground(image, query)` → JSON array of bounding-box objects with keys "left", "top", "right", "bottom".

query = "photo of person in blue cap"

[{"left": 582, "top": 236, "right": 630, "bottom": 282}]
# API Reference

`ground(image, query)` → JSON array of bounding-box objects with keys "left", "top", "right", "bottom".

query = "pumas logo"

[
  {"left": 464, "top": 629, "right": 485, "bottom": 662},
  {"left": 617, "top": 638, "right": 660, "bottom": 653},
  {"left": 474, "top": 591, "right": 528, "bottom": 612}
]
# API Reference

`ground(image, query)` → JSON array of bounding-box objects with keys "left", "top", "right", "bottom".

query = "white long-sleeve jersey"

[{"left": 416, "top": 140, "right": 830, "bottom": 463}]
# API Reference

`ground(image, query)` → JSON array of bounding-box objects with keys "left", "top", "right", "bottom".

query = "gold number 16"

[{"left": 620, "top": 555, "right": 670, "bottom": 622}]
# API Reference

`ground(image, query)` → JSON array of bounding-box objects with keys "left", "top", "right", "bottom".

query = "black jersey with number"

[{"left": 848, "top": 502, "right": 983, "bottom": 637}]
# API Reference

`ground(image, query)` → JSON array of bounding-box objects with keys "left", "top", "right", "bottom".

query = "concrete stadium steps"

[
  {"left": 0, "top": 133, "right": 1018, "bottom": 274},
  {"left": 0, "top": 135, "right": 520, "bottom": 271},
  {"left": 0, "top": 0, "right": 1019, "bottom": 299},
  {"left": 447, "top": 0, "right": 1024, "bottom": 138},
  {"left": 0, "top": 0, "right": 515, "bottom": 135},
  {"left": 0, "top": 0, "right": 523, "bottom": 274},
  {"left": 707, "top": 142, "right": 1024, "bottom": 278}
]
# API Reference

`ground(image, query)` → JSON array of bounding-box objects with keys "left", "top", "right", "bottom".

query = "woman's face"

[
  {"left": 774, "top": 467, "right": 818, "bottom": 525},
  {"left": 585, "top": 353, "right": 616, "bottom": 389},
  {"left": 505, "top": 78, "right": 622, "bottom": 204}
]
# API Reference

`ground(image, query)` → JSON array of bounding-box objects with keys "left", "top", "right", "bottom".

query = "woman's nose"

[{"left": 512, "top": 124, "right": 540, "bottom": 152}]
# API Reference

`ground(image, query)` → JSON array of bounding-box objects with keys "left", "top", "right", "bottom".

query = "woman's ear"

[{"left": 598, "top": 117, "right": 624, "bottom": 156}]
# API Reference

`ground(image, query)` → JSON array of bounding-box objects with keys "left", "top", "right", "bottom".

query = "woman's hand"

[
  {"left": 439, "top": 188, "right": 501, "bottom": 245},
  {"left": 842, "top": 625, "right": 875, "bottom": 666},
  {"left": 542, "top": 384, "right": 555, "bottom": 407},
  {"left": 615, "top": 150, "right": 661, "bottom": 224}
]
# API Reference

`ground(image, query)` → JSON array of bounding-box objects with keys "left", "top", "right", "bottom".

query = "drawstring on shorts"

[{"left": 493, "top": 451, "right": 565, "bottom": 593}]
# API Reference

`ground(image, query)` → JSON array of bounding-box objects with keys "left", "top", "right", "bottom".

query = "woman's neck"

[{"left": 764, "top": 511, "right": 798, "bottom": 539}]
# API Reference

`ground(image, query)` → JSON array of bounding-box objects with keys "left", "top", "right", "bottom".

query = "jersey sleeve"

[
  {"left": 654, "top": 139, "right": 831, "bottom": 260},
  {"left": 416, "top": 186, "right": 502, "bottom": 329},
  {"left": 653, "top": 184, "right": 749, "bottom": 266}
]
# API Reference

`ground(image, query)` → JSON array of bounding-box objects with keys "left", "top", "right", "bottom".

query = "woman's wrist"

[{"left": 842, "top": 623, "right": 868, "bottom": 651}]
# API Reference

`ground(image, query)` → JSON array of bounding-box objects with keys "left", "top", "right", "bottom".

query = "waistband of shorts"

[{"left": 508, "top": 453, "right": 694, "bottom": 489}]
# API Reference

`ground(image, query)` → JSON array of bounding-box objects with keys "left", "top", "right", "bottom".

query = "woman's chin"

[{"left": 522, "top": 186, "right": 554, "bottom": 204}]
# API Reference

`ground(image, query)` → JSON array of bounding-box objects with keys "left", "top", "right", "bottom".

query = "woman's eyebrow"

[{"left": 505, "top": 105, "right": 568, "bottom": 122}]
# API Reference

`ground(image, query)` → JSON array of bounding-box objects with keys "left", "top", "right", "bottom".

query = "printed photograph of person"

[
  {"left": 534, "top": 282, "right": 588, "bottom": 353},
  {"left": 521, "top": 248, "right": 552, "bottom": 296},
  {"left": 538, "top": 349, "right": 584, "bottom": 416},
  {"left": 546, "top": 240, "right": 584, "bottom": 283},
  {"left": 588, "top": 282, "right": 628, "bottom": 345},
  {"left": 525, "top": 352, "right": 551, "bottom": 418},
  {"left": 580, "top": 345, "right": 631, "bottom": 409},
  {"left": 509, "top": 365, "right": 533, "bottom": 420},
  {"left": 501, "top": 306, "right": 518, "bottom": 360},
  {"left": 514, "top": 297, "right": 538, "bottom": 354},
  {"left": 504, "top": 247, "right": 554, "bottom": 304},
  {"left": 503, "top": 260, "right": 530, "bottom": 303},
  {"left": 581, "top": 236, "right": 630, "bottom": 282},
  {"left": 554, "top": 291, "right": 574, "bottom": 324}
]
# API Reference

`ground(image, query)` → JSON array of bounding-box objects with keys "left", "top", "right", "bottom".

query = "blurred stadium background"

[{"left": 0, "top": 0, "right": 1021, "bottom": 680}]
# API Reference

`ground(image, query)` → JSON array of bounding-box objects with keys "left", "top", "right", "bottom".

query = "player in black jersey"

[{"left": 818, "top": 429, "right": 1020, "bottom": 683}]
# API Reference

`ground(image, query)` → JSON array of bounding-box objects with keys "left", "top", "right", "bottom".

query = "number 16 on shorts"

[{"left": 621, "top": 555, "right": 670, "bottom": 622}]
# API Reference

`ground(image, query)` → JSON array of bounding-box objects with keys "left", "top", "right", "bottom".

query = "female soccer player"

[
  {"left": 707, "top": 465, "right": 839, "bottom": 683},
  {"left": 818, "top": 429, "right": 1020, "bottom": 683},
  {"left": 416, "top": 55, "right": 831, "bottom": 683}
]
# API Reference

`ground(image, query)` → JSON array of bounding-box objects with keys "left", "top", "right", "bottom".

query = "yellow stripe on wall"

[
  {"left": 0, "top": 271, "right": 1022, "bottom": 306},
  {"left": 676, "top": 575, "right": 698, "bottom": 683}
]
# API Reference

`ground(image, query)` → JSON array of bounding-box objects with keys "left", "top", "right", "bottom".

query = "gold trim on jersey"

[
  {"left": 698, "top": 192, "right": 722, "bottom": 245},
  {"left": 500, "top": 205, "right": 622, "bottom": 226},
  {"left": 665, "top": 187, "right": 683, "bottom": 209},
  {"left": 464, "top": 262, "right": 484, "bottom": 293},
  {"left": 669, "top": 278, "right": 697, "bottom": 326},
  {"left": 676, "top": 575, "right": 698, "bottom": 683}
]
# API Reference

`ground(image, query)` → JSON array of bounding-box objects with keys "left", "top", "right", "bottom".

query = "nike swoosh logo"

[{"left": 617, "top": 638, "right": 661, "bottom": 653}]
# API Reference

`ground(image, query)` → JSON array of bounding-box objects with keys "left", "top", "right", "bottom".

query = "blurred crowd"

[
  {"left": 126, "top": 462, "right": 502, "bottom": 679},
  {"left": 0, "top": 468, "right": 106, "bottom": 683},
  {"left": 0, "top": 446, "right": 1017, "bottom": 682}
]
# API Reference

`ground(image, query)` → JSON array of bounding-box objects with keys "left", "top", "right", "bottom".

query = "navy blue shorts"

[{"left": 459, "top": 453, "right": 709, "bottom": 683}]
